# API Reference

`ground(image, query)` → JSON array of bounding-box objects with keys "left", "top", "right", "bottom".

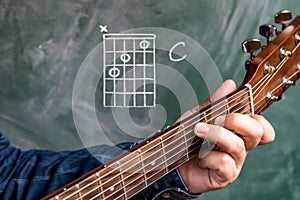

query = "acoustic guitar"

[{"left": 42, "top": 10, "right": 300, "bottom": 200}]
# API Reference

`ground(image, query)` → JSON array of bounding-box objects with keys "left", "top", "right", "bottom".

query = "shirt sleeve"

[{"left": 0, "top": 133, "right": 201, "bottom": 200}]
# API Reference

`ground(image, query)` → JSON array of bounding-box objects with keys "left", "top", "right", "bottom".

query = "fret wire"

[
  {"left": 75, "top": 184, "right": 82, "bottom": 200},
  {"left": 225, "top": 98, "right": 229, "bottom": 114},
  {"left": 202, "top": 111, "right": 208, "bottom": 123},
  {"left": 160, "top": 137, "right": 169, "bottom": 173},
  {"left": 181, "top": 124, "right": 190, "bottom": 160},
  {"left": 118, "top": 161, "right": 127, "bottom": 199},
  {"left": 96, "top": 172, "right": 105, "bottom": 199},
  {"left": 77, "top": 95, "right": 253, "bottom": 200},
  {"left": 138, "top": 149, "right": 148, "bottom": 187},
  {"left": 62, "top": 88, "right": 253, "bottom": 200}
]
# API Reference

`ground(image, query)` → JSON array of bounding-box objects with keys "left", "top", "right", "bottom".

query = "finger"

[
  {"left": 251, "top": 115, "right": 275, "bottom": 145},
  {"left": 214, "top": 113, "right": 264, "bottom": 151},
  {"left": 195, "top": 123, "right": 246, "bottom": 166}
]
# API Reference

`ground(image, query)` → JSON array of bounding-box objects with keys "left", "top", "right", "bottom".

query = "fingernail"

[
  {"left": 195, "top": 123, "right": 209, "bottom": 136},
  {"left": 214, "top": 115, "right": 225, "bottom": 126}
]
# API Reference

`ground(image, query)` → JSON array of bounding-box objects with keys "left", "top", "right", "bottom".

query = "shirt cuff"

[{"left": 131, "top": 169, "right": 201, "bottom": 200}]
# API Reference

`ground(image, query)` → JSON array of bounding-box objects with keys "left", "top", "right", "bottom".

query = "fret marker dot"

[
  {"left": 110, "top": 186, "right": 115, "bottom": 191},
  {"left": 76, "top": 184, "right": 79, "bottom": 188},
  {"left": 55, "top": 195, "right": 59, "bottom": 199},
  {"left": 151, "top": 161, "right": 156, "bottom": 166}
]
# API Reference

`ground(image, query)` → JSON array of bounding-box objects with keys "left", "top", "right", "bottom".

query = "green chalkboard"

[{"left": 0, "top": 0, "right": 300, "bottom": 199}]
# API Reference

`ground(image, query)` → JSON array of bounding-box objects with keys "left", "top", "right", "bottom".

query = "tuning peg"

[
  {"left": 275, "top": 10, "right": 292, "bottom": 31},
  {"left": 259, "top": 24, "right": 278, "bottom": 44},
  {"left": 242, "top": 39, "right": 261, "bottom": 60},
  {"left": 266, "top": 92, "right": 279, "bottom": 103},
  {"left": 283, "top": 76, "right": 294, "bottom": 87}
]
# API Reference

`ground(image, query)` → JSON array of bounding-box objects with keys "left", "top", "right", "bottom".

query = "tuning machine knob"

[
  {"left": 275, "top": 10, "right": 292, "bottom": 31},
  {"left": 259, "top": 24, "right": 277, "bottom": 45},
  {"left": 242, "top": 39, "right": 261, "bottom": 70},
  {"left": 242, "top": 39, "right": 261, "bottom": 59}
]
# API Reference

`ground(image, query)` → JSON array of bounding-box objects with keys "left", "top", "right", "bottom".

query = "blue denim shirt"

[{"left": 0, "top": 133, "right": 200, "bottom": 200}]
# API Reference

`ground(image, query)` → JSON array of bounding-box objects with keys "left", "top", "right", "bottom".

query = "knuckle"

[
  {"left": 217, "top": 155, "right": 237, "bottom": 183},
  {"left": 228, "top": 113, "right": 240, "bottom": 128},
  {"left": 233, "top": 137, "right": 246, "bottom": 156},
  {"left": 219, "top": 154, "right": 234, "bottom": 167},
  {"left": 256, "top": 123, "right": 264, "bottom": 137}
]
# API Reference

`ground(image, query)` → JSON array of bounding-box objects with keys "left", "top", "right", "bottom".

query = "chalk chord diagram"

[{"left": 103, "top": 34, "right": 156, "bottom": 107}]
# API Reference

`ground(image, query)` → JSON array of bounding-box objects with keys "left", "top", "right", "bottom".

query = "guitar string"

[
  {"left": 86, "top": 106, "right": 251, "bottom": 200},
  {"left": 105, "top": 69, "right": 300, "bottom": 200},
  {"left": 64, "top": 42, "right": 300, "bottom": 200},
  {"left": 104, "top": 82, "right": 273, "bottom": 200},
  {"left": 75, "top": 65, "right": 274, "bottom": 200},
  {"left": 60, "top": 87, "right": 250, "bottom": 199},
  {"left": 66, "top": 90, "right": 254, "bottom": 198},
  {"left": 73, "top": 86, "right": 270, "bottom": 200},
  {"left": 66, "top": 61, "right": 284, "bottom": 198},
  {"left": 66, "top": 72, "right": 272, "bottom": 200},
  {"left": 65, "top": 90, "right": 252, "bottom": 200},
  {"left": 79, "top": 62, "right": 300, "bottom": 200},
  {"left": 70, "top": 68, "right": 288, "bottom": 200},
  {"left": 88, "top": 92, "right": 263, "bottom": 200}
]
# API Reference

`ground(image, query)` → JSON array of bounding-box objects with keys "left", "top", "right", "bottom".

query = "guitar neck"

[{"left": 42, "top": 87, "right": 253, "bottom": 200}]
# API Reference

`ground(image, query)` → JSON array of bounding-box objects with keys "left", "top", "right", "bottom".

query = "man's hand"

[{"left": 177, "top": 80, "right": 275, "bottom": 193}]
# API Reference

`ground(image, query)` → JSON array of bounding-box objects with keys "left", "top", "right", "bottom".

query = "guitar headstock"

[{"left": 240, "top": 10, "right": 300, "bottom": 113}]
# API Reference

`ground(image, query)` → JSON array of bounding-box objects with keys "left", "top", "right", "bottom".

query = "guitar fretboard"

[{"left": 44, "top": 87, "right": 253, "bottom": 200}]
